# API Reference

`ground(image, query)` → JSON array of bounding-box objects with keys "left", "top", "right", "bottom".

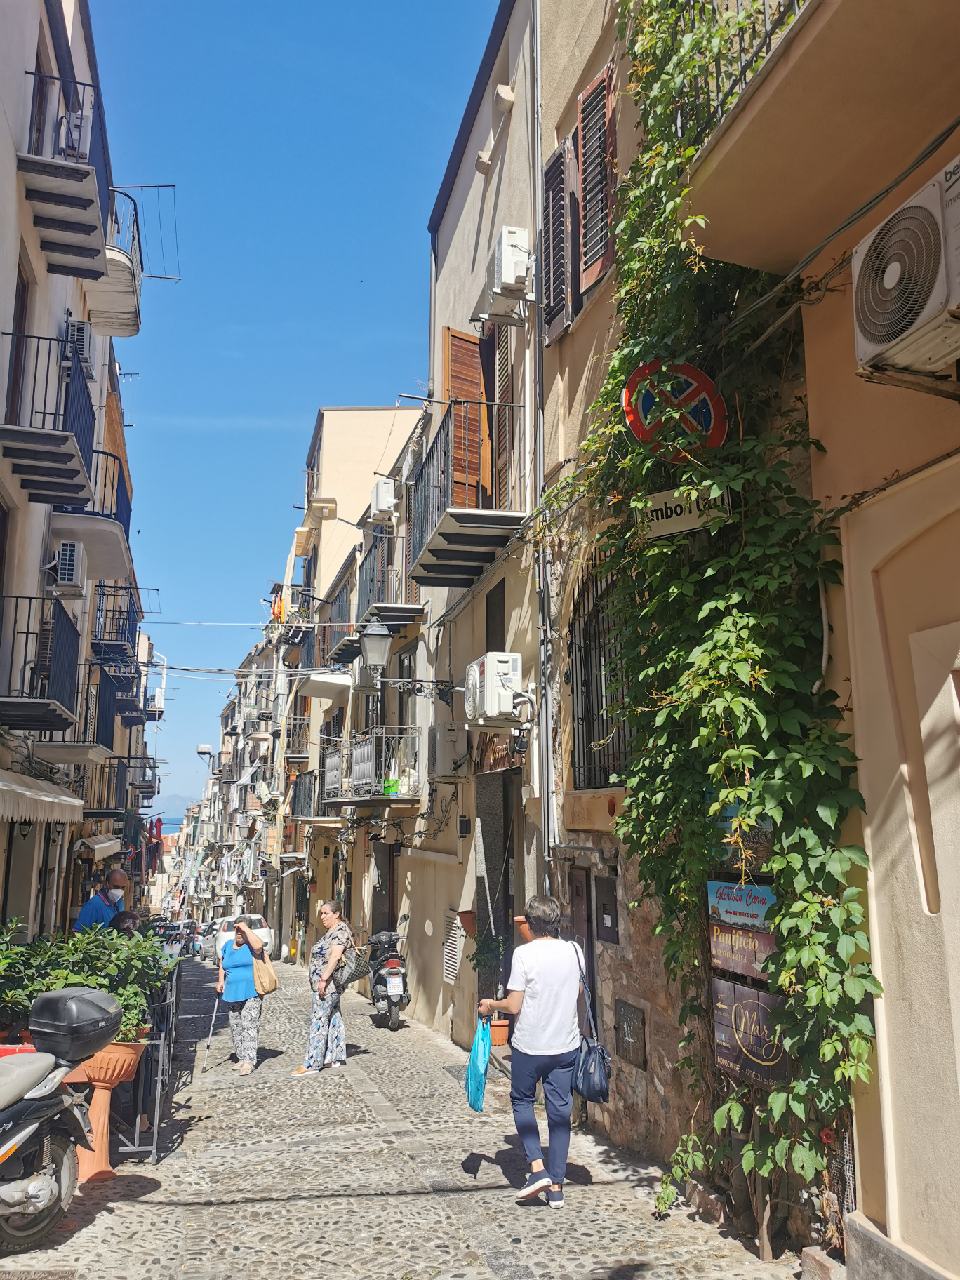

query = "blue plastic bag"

[{"left": 465, "top": 1017, "right": 492, "bottom": 1113}]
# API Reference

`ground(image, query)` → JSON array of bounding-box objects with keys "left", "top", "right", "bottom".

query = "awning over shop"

[
  {"left": 76, "top": 835, "right": 122, "bottom": 862},
  {"left": 0, "top": 768, "right": 84, "bottom": 824}
]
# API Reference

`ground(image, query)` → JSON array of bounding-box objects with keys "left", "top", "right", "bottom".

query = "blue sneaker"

[
  {"left": 545, "top": 1187, "right": 565, "bottom": 1209},
  {"left": 516, "top": 1171, "right": 552, "bottom": 1202}
]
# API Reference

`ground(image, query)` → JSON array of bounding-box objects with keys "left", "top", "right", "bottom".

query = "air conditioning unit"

[
  {"left": 55, "top": 540, "right": 86, "bottom": 594},
  {"left": 853, "top": 155, "right": 960, "bottom": 371},
  {"left": 64, "top": 320, "right": 96, "bottom": 381},
  {"left": 428, "top": 723, "right": 468, "bottom": 781},
  {"left": 489, "top": 226, "right": 529, "bottom": 297},
  {"left": 370, "top": 477, "right": 397, "bottom": 524},
  {"left": 464, "top": 651, "right": 522, "bottom": 725}
]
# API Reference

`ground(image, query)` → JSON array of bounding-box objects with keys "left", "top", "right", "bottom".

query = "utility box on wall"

[
  {"left": 595, "top": 875, "right": 619, "bottom": 944},
  {"left": 614, "top": 999, "right": 647, "bottom": 1071}
]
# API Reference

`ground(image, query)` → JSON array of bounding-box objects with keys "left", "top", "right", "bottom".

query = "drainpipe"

[
  {"left": 427, "top": 231, "right": 437, "bottom": 401},
  {"left": 530, "top": 0, "right": 555, "bottom": 897}
]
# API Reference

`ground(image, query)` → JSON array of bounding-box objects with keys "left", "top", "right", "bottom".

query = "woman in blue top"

[{"left": 216, "top": 918, "right": 265, "bottom": 1076}]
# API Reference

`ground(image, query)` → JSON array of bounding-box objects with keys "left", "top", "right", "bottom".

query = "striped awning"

[
  {"left": 0, "top": 768, "right": 84, "bottom": 824},
  {"left": 76, "top": 835, "right": 122, "bottom": 862}
]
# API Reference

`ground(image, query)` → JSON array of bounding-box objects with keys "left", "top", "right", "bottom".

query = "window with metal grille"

[
  {"left": 568, "top": 553, "right": 635, "bottom": 790},
  {"left": 578, "top": 66, "right": 615, "bottom": 292}
]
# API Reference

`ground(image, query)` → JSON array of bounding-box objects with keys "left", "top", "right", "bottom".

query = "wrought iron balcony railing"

[
  {"left": 321, "top": 746, "right": 344, "bottom": 802},
  {"left": 1, "top": 333, "right": 95, "bottom": 486},
  {"left": 84, "top": 756, "right": 128, "bottom": 816},
  {"left": 285, "top": 715, "right": 309, "bottom": 759},
  {"left": 45, "top": 663, "right": 117, "bottom": 749},
  {"left": 106, "top": 190, "right": 143, "bottom": 290},
  {"left": 128, "top": 755, "right": 158, "bottom": 800},
  {"left": 357, "top": 536, "right": 404, "bottom": 621},
  {"left": 22, "top": 73, "right": 108, "bottom": 218},
  {"left": 92, "top": 583, "right": 140, "bottom": 655},
  {"left": 681, "top": 0, "right": 810, "bottom": 145},
  {"left": 55, "top": 449, "right": 131, "bottom": 538},
  {"left": 291, "top": 769, "right": 317, "bottom": 820},
  {"left": 350, "top": 728, "right": 420, "bottom": 801},
  {"left": 0, "top": 595, "right": 80, "bottom": 730}
]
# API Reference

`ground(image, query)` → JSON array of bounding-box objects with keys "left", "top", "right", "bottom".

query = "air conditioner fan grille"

[{"left": 855, "top": 204, "right": 942, "bottom": 347}]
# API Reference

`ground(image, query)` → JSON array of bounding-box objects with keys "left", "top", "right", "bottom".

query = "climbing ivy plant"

[{"left": 549, "top": 0, "right": 881, "bottom": 1224}]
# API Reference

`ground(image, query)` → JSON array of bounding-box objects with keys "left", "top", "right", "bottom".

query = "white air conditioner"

[
  {"left": 370, "top": 477, "right": 397, "bottom": 524},
  {"left": 853, "top": 155, "right": 960, "bottom": 371},
  {"left": 428, "top": 723, "right": 468, "bottom": 780},
  {"left": 464, "top": 651, "right": 522, "bottom": 725},
  {"left": 489, "top": 226, "right": 529, "bottom": 297},
  {"left": 55, "top": 540, "right": 86, "bottom": 594},
  {"left": 64, "top": 320, "right": 96, "bottom": 381}
]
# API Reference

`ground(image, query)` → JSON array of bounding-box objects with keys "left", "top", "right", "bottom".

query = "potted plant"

[
  {"left": 467, "top": 929, "right": 511, "bottom": 1046},
  {"left": 457, "top": 910, "right": 477, "bottom": 938}
]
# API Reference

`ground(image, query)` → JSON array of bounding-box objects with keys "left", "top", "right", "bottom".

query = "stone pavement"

[{"left": 0, "top": 961, "right": 801, "bottom": 1280}]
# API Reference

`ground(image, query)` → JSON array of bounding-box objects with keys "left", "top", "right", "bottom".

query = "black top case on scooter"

[{"left": 29, "top": 988, "right": 122, "bottom": 1061}]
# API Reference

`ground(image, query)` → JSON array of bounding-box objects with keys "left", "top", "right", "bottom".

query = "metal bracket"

[{"left": 855, "top": 364, "right": 960, "bottom": 403}]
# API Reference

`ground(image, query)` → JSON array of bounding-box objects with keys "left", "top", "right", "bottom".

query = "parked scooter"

[
  {"left": 367, "top": 915, "right": 410, "bottom": 1031},
  {"left": 0, "top": 987, "right": 121, "bottom": 1254}
]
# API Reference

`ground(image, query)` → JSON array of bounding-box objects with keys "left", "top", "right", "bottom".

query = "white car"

[
  {"left": 200, "top": 918, "right": 226, "bottom": 962},
  {"left": 215, "top": 914, "right": 274, "bottom": 962}
]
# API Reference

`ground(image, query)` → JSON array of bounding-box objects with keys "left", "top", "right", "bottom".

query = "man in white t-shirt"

[{"left": 478, "top": 894, "right": 584, "bottom": 1209}]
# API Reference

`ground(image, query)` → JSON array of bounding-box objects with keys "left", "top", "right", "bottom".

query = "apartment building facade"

[{"left": 0, "top": 0, "right": 163, "bottom": 937}]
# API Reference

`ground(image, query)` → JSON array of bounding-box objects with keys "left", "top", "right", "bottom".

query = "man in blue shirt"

[{"left": 74, "top": 867, "right": 129, "bottom": 931}]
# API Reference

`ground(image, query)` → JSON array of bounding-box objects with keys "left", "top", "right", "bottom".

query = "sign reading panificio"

[{"left": 641, "top": 488, "right": 730, "bottom": 539}]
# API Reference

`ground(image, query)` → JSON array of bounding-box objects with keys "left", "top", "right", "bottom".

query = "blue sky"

[{"left": 90, "top": 1, "right": 498, "bottom": 818}]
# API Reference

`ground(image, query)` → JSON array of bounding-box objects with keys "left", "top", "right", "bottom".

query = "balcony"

[
  {"left": 285, "top": 715, "right": 310, "bottom": 761},
  {"left": 686, "top": 0, "right": 960, "bottom": 272},
  {"left": 320, "top": 746, "right": 345, "bottom": 806},
  {"left": 16, "top": 73, "right": 108, "bottom": 280},
  {"left": 0, "top": 333, "right": 94, "bottom": 505},
  {"left": 113, "top": 664, "right": 146, "bottom": 726},
  {"left": 35, "top": 663, "right": 117, "bottom": 764},
  {"left": 323, "top": 579, "right": 359, "bottom": 664},
  {"left": 293, "top": 471, "right": 338, "bottom": 557},
  {"left": 356, "top": 535, "right": 425, "bottom": 638},
  {"left": 0, "top": 596, "right": 80, "bottom": 731},
  {"left": 83, "top": 756, "right": 128, "bottom": 819},
  {"left": 128, "top": 756, "right": 159, "bottom": 805},
  {"left": 409, "top": 400, "right": 524, "bottom": 590},
  {"left": 86, "top": 191, "right": 143, "bottom": 338},
  {"left": 329, "top": 728, "right": 421, "bottom": 809},
  {"left": 52, "top": 449, "right": 132, "bottom": 580},
  {"left": 91, "top": 584, "right": 141, "bottom": 658},
  {"left": 291, "top": 769, "right": 317, "bottom": 820}
]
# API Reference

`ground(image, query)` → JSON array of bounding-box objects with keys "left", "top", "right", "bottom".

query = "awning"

[
  {"left": 76, "top": 835, "right": 122, "bottom": 862},
  {"left": 0, "top": 768, "right": 84, "bottom": 824},
  {"left": 299, "top": 670, "right": 352, "bottom": 705}
]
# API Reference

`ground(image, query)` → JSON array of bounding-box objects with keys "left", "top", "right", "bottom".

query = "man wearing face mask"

[{"left": 74, "top": 867, "right": 128, "bottom": 930}]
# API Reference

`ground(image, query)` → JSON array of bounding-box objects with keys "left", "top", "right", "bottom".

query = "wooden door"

[
  {"left": 5, "top": 266, "right": 30, "bottom": 424},
  {"left": 442, "top": 327, "right": 491, "bottom": 509}
]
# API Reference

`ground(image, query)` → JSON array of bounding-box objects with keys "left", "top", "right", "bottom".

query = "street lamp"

[{"left": 359, "top": 621, "right": 392, "bottom": 684}]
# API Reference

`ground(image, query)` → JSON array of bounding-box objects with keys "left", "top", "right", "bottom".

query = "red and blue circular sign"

[{"left": 622, "top": 360, "right": 728, "bottom": 457}]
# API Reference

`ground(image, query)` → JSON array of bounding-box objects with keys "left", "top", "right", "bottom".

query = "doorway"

[
  {"left": 568, "top": 865, "right": 596, "bottom": 1019},
  {"left": 475, "top": 769, "right": 522, "bottom": 996},
  {"left": 370, "top": 840, "right": 395, "bottom": 935}
]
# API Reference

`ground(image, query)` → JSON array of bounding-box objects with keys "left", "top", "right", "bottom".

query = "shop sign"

[
  {"left": 641, "top": 487, "right": 729, "bottom": 539},
  {"left": 712, "top": 976, "right": 788, "bottom": 1087},
  {"left": 708, "top": 880, "right": 775, "bottom": 932},
  {"left": 709, "top": 918, "right": 777, "bottom": 981},
  {"left": 622, "top": 360, "right": 728, "bottom": 455},
  {"left": 476, "top": 731, "right": 523, "bottom": 774}
]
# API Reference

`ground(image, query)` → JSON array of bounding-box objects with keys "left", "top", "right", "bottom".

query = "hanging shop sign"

[
  {"left": 712, "top": 976, "right": 788, "bottom": 1087},
  {"left": 710, "top": 917, "right": 777, "bottom": 982},
  {"left": 640, "top": 486, "right": 730, "bottom": 539},
  {"left": 708, "top": 879, "right": 775, "bottom": 932},
  {"left": 622, "top": 361, "right": 728, "bottom": 455}
]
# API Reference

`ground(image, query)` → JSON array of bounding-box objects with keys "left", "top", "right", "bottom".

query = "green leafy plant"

[{"left": 541, "top": 0, "right": 881, "bottom": 1231}]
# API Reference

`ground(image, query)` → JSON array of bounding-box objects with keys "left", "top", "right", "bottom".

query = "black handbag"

[{"left": 571, "top": 943, "right": 612, "bottom": 1104}]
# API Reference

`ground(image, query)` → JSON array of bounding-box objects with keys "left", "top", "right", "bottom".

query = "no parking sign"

[{"left": 622, "top": 360, "right": 728, "bottom": 455}]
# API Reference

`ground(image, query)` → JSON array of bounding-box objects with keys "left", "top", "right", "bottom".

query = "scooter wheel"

[
  {"left": 0, "top": 1132, "right": 77, "bottom": 1252},
  {"left": 388, "top": 1003, "right": 400, "bottom": 1031}
]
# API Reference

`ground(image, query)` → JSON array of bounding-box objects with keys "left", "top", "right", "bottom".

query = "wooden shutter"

[
  {"left": 403, "top": 482, "right": 418, "bottom": 604},
  {"left": 494, "top": 325, "right": 513, "bottom": 507},
  {"left": 543, "top": 138, "right": 577, "bottom": 343},
  {"left": 442, "top": 327, "right": 490, "bottom": 509},
  {"left": 577, "top": 66, "right": 615, "bottom": 293}
]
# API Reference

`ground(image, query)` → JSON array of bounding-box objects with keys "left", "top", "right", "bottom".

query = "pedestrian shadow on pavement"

[
  {"left": 461, "top": 1133, "right": 594, "bottom": 1191},
  {"left": 345, "top": 1042, "right": 371, "bottom": 1059}
]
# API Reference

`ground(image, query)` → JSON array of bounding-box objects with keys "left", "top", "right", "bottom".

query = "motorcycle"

[
  {"left": 0, "top": 987, "right": 121, "bottom": 1254},
  {"left": 367, "top": 923, "right": 410, "bottom": 1032}
]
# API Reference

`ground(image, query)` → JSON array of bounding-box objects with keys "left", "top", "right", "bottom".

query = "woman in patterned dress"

[{"left": 292, "top": 900, "right": 354, "bottom": 1076}]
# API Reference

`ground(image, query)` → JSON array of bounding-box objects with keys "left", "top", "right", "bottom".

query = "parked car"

[
  {"left": 200, "top": 918, "right": 225, "bottom": 962},
  {"left": 214, "top": 914, "right": 273, "bottom": 960}
]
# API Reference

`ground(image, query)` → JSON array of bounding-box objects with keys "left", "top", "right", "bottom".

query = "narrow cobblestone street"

[{"left": 0, "top": 962, "right": 800, "bottom": 1280}]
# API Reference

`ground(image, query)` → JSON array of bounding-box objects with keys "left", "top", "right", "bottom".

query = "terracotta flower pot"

[
  {"left": 514, "top": 914, "right": 533, "bottom": 944},
  {"left": 490, "top": 1018, "right": 510, "bottom": 1047},
  {"left": 457, "top": 910, "right": 478, "bottom": 938},
  {"left": 77, "top": 1041, "right": 147, "bottom": 1183}
]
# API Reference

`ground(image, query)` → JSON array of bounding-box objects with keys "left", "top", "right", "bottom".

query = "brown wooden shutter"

[
  {"left": 577, "top": 66, "right": 615, "bottom": 293},
  {"left": 442, "top": 327, "right": 490, "bottom": 509},
  {"left": 403, "top": 481, "right": 418, "bottom": 604},
  {"left": 543, "top": 137, "right": 579, "bottom": 343},
  {"left": 494, "top": 324, "right": 513, "bottom": 508}
]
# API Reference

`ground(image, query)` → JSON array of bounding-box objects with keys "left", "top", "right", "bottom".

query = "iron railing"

[
  {"left": 106, "top": 189, "right": 143, "bottom": 288},
  {"left": 55, "top": 449, "right": 131, "bottom": 538},
  {"left": 681, "top": 0, "right": 810, "bottom": 144},
  {"left": 23, "top": 72, "right": 108, "bottom": 226},
  {"left": 84, "top": 756, "right": 128, "bottom": 814},
  {"left": 43, "top": 663, "right": 117, "bottom": 749},
  {"left": 350, "top": 728, "right": 419, "bottom": 799},
  {"left": 409, "top": 400, "right": 523, "bottom": 566},
  {"left": 113, "top": 662, "right": 146, "bottom": 723},
  {"left": 285, "top": 715, "right": 309, "bottom": 758},
  {"left": 357, "top": 536, "right": 403, "bottom": 620},
  {"left": 92, "top": 584, "right": 140, "bottom": 653},
  {"left": 291, "top": 770, "right": 317, "bottom": 819},
  {"left": 321, "top": 747, "right": 344, "bottom": 802},
  {"left": 127, "top": 755, "right": 158, "bottom": 800},
  {"left": 0, "top": 596, "right": 79, "bottom": 715},
  {"left": 320, "top": 579, "right": 352, "bottom": 662},
  {"left": 1, "top": 333, "right": 95, "bottom": 474},
  {"left": 568, "top": 552, "right": 637, "bottom": 790}
]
